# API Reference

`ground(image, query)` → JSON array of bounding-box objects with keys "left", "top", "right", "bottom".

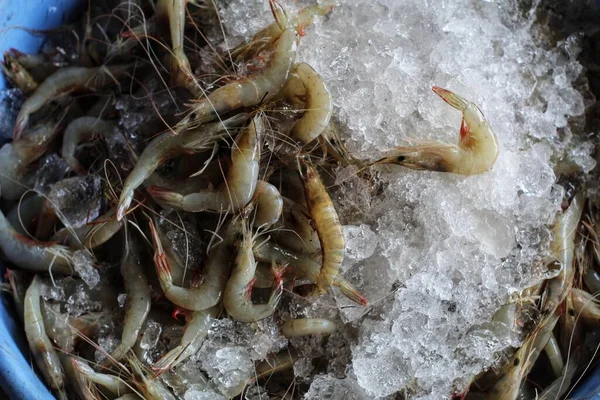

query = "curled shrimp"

[
  {"left": 283, "top": 62, "right": 332, "bottom": 144},
  {"left": 174, "top": 0, "right": 297, "bottom": 132},
  {"left": 252, "top": 180, "right": 283, "bottom": 227},
  {"left": 152, "top": 306, "right": 218, "bottom": 372},
  {"left": 149, "top": 217, "right": 240, "bottom": 311},
  {"left": 541, "top": 192, "right": 584, "bottom": 315},
  {"left": 2, "top": 49, "right": 38, "bottom": 94},
  {"left": 24, "top": 276, "right": 67, "bottom": 400},
  {"left": 373, "top": 87, "right": 499, "bottom": 175},
  {"left": 0, "top": 208, "right": 74, "bottom": 274},
  {"left": 116, "top": 113, "right": 248, "bottom": 220},
  {"left": 13, "top": 64, "right": 131, "bottom": 139},
  {"left": 300, "top": 159, "right": 345, "bottom": 295},
  {"left": 281, "top": 318, "right": 336, "bottom": 338},
  {"left": 106, "top": 232, "right": 151, "bottom": 365},
  {"left": 148, "top": 114, "right": 263, "bottom": 213},
  {"left": 61, "top": 116, "right": 115, "bottom": 174},
  {"left": 250, "top": 350, "right": 298, "bottom": 382},
  {"left": 223, "top": 224, "right": 284, "bottom": 323}
]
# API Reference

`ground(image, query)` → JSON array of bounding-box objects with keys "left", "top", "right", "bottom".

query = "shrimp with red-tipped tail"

[{"left": 373, "top": 87, "right": 499, "bottom": 175}]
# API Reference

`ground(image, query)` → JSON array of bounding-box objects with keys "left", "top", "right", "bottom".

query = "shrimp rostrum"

[{"left": 373, "top": 86, "right": 499, "bottom": 175}]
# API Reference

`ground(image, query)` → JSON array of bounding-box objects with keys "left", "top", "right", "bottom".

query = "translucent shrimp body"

[
  {"left": 272, "top": 197, "right": 320, "bottom": 255},
  {"left": 281, "top": 318, "right": 336, "bottom": 338},
  {"left": 572, "top": 288, "right": 600, "bottom": 325},
  {"left": 0, "top": 208, "right": 73, "bottom": 274},
  {"left": 174, "top": 22, "right": 297, "bottom": 132},
  {"left": 107, "top": 234, "right": 151, "bottom": 364},
  {"left": 150, "top": 218, "right": 241, "bottom": 311},
  {"left": 72, "top": 359, "right": 132, "bottom": 396},
  {"left": 24, "top": 276, "right": 67, "bottom": 400},
  {"left": 301, "top": 161, "right": 345, "bottom": 294},
  {"left": 14, "top": 64, "right": 131, "bottom": 139},
  {"left": 374, "top": 87, "right": 499, "bottom": 175},
  {"left": 52, "top": 207, "right": 123, "bottom": 250},
  {"left": 223, "top": 226, "right": 283, "bottom": 322},
  {"left": 61, "top": 116, "right": 115, "bottom": 174},
  {"left": 116, "top": 113, "right": 248, "bottom": 220},
  {"left": 148, "top": 116, "right": 263, "bottom": 213},
  {"left": 285, "top": 63, "right": 332, "bottom": 144},
  {"left": 541, "top": 192, "right": 584, "bottom": 315}
]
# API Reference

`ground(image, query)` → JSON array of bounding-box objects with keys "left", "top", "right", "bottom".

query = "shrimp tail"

[
  {"left": 116, "top": 193, "right": 133, "bottom": 221},
  {"left": 149, "top": 219, "right": 173, "bottom": 290},
  {"left": 432, "top": 86, "right": 469, "bottom": 111},
  {"left": 336, "top": 277, "right": 368, "bottom": 306},
  {"left": 147, "top": 186, "right": 183, "bottom": 208},
  {"left": 152, "top": 346, "right": 182, "bottom": 372}
]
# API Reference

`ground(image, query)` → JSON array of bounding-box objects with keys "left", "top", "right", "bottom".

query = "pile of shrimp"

[{"left": 0, "top": 0, "right": 597, "bottom": 399}]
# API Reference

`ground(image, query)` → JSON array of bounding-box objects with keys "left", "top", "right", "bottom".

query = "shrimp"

[
  {"left": 572, "top": 287, "right": 600, "bottom": 325},
  {"left": 7, "top": 194, "right": 43, "bottom": 236},
  {"left": 13, "top": 64, "right": 132, "bottom": 139},
  {"left": 72, "top": 359, "right": 133, "bottom": 396},
  {"left": 52, "top": 207, "right": 123, "bottom": 250},
  {"left": 4, "top": 269, "right": 27, "bottom": 321},
  {"left": 284, "top": 63, "right": 332, "bottom": 144},
  {"left": 24, "top": 276, "right": 67, "bottom": 400},
  {"left": 281, "top": 318, "right": 336, "bottom": 338},
  {"left": 253, "top": 240, "right": 367, "bottom": 306},
  {"left": 223, "top": 223, "right": 284, "bottom": 323},
  {"left": 148, "top": 115, "right": 263, "bottom": 213},
  {"left": 373, "top": 87, "right": 500, "bottom": 175},
  {"left": 149, "top": 217, "right": 240, "bottom": 311},
  {"left": 173, "top": 1, "right": 297, "bottom": 132},
  {"left": 128, "top": 356, "right": 177, "bottom": 400},
  {"left": 300, "top": 159, "right": 344, "bottom": 294},
  {"left": 106, "top": 233, "right": 151, "bottom": 365},
  {"left": 0, "top": 207, "right": 74, "bottom": 274},
  {"left": 485, "top": 312, "right": 559, "bottom": 400},
  {"left": 152, "top": 306, "right": 218, "bottom": 372},
  {"left": 2, "top": 49, "right": 38, "bottom": 94},
  {"left": 253, "top": 180, "right": 283, "bottom": 227},
  {"left": 116, "top": 113, "right": 248, "bottom": 220},
  {"left": 541, "top": 192, "right": 584, "bottom": 315},
  {"left": 61, "top": 116, "right": 115, "bottom": 174},
  {"left": 0, "top": 143, "right": 33, "bottom": 201}
]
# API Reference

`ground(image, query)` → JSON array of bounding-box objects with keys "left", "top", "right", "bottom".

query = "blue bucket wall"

[
  {"left": 0, "top": 1, "right": 599, "bottom": 399},
  {"left": 0, "top": 1, "right": 80, "bottom": 399}
]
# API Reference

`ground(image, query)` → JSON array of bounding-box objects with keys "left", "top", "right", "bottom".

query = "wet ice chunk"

[
  {"left": 33, "top": 154, "right": 71, "bottom": 194},
  {"left": 304, "top": 374, "right": 369, "bottom": 400},
  {"left": 183, "top": 386, "right": 226, "bottom": 400},
  {"left": 0, "top": 89, "right": 25, "bottom": 140},
  {"left": 117, "top": 293, "right": 127, "bottom": 308},
  {"left": 140, "top": 320, "right": 162, "bottom": 350},
  {"left": 48, "top": 175, "right": 102, "bottom": 228},
  {"left": 72, "top": 250, "right": 100, "bottom": 288},
  {"left": 343, "top": 224, "right": 378, "bottom": 263}
]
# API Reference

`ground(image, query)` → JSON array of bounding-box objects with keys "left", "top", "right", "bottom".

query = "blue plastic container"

[{"left": 0, "top": 1, "right": 599, "bottom": 399}]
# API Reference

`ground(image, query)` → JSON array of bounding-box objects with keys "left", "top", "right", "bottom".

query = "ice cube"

[{"left": 48, "top": 175, "right": 102, "bottom": 228}]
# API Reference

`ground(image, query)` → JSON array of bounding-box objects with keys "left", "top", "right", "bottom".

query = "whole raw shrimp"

[{"left": 373, "top": 87, "right": 499, "bottom": 175}]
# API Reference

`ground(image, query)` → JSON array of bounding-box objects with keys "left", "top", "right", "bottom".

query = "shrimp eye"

[
  {"left": 568, "top": 308, "right": 575, "bottom": 317},
  {"left": 396, "top": 155, "right": 405, "bottom": 162},
  {"left": 513, "top": 358, "right": 520, "bottom": 366}
]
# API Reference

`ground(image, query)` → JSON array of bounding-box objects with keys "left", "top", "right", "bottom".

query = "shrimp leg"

[
  {"left": 116, "top": 113, "right": 248, "bottom": 220},
  {"left": 373, "top": 87, "right": 499, "bottom": 175},
  {"left": 24, "top": 276, "right": 67, "bottom": 400},
  {"left": 148, "top": 115, "right": 263, "bottom": 213}
]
